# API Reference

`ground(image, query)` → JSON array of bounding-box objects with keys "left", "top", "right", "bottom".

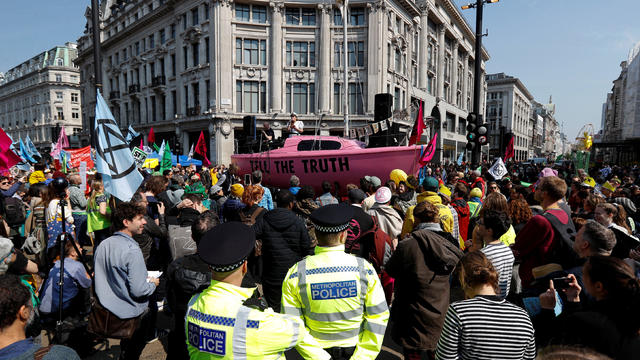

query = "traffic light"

[
  {"left": 466, "top": 113, "right": 489, "bottom": 150},
  {"left": 466, "top": 113, "right": 478, "bottom": 150}
]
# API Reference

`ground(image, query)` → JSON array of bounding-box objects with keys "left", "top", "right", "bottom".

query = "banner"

[
  {"left": 488, "top": 157, "right": 508, "bottom": 180},
  {"left": 94, "top": 90, "right": 143, "bottom": 202},
  {"left": 148, "top": 127, "right": 156, "bottom": 145},
  {"left": 504, "top": 134, "right": 514, "bottom": 161},
  {"left": 456, "top": 152, "right": 464, "bottom": 166},
  {"left": 0, "top": 128, "right": 23, "bottom": 171},
  {"left": 64, "top": 146, "right": 94, "bottom": 169},
  {"left": 195, "top": 131, "right": 211, "bottom": 167},
  {"left": 79, "top": 162, "right": 87, "bottom": 193}
]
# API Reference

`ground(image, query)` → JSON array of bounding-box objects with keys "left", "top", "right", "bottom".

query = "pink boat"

[{"left": 231, "top": 136, "right": 424, "bottom": 193}]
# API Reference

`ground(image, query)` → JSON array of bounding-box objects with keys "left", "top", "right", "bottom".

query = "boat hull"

[{"left": 231, "top": 146, "right": 422, "bottom": 193}]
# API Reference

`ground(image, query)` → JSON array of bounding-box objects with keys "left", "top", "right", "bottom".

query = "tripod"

[{"left": 55, "top": 198, "right": 93, "bottom": 344}]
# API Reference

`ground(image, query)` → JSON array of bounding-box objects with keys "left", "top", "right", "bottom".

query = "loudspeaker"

[
  {"left": 374, "top": 93, "right": 393, "bottom": 121},
  {"left": 242, "top": 115, "right": 256, "bottom": 140}
]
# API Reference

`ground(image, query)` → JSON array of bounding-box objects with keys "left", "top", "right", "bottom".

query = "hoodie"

[
  {"left": 367, "top": 203, "right": 403, "bottom": 240},
  {"left": 254, "top": 208, "right": 314, "bottom": 310},
  {"left": 401, "top": 191, "right": 454, "bottom": 236}
]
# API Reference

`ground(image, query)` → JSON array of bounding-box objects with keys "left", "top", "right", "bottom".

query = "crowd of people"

[{"left": 0, "top": 159, "right": 639, "bottom": 359}]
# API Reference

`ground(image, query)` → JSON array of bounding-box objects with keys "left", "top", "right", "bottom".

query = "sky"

[{"left": 1, "top": 1, "right": 640, "bottom": 142}]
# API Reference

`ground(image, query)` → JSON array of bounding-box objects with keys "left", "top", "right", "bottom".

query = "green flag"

[{"left": 160, "top": 143, "right": 172, "bottom": 173}]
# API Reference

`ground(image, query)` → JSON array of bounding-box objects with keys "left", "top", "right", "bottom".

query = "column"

[
  {"left": 270, "top": 2, "right": 284, "bottom": 112},
  {"left": 366, "top": 2, "right": 382, "bottom": 113},
  {"left": 418, "top": 5, "right": 428, "bottom": 90},
  {"left": 462, "top": 52, "right": 469, "bottom": 111},
  {"left": 436, "top": 24, "right": 445, "bottom": 99},
  {"left": 318, "top": 3, "right": 331, "bottom": 113},
  {"left": 451, "top": 38, "right": 459, "bottom": 107},
  {"left": 182, "top": 131, "right": 189, "bottom": 156},
  {"left": 214, "top": 0, "right": 233, "bottom": 110}
]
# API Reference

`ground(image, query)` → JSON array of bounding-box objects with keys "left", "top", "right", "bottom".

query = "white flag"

[
  {"left": 187, "top": 143, "right": 194, "bottom": 160},
  {"left": 488, "top": 157, "right": 508, "bottom": 180}
]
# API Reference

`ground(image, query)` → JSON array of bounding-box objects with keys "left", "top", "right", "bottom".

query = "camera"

[{"left": 51, "top": 177, "right": 69, "bottom": 198}]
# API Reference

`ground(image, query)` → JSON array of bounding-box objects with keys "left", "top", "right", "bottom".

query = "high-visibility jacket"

[
  {"left": 281, "top": 245, "right": 390, "bottom": 359},
  {"left": 186, "top": 280, "right": 330, "bottom": 360}
]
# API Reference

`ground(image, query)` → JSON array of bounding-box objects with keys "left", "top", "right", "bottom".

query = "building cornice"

[{"left": 487, "top": 77, "right": 534, "bottom": 101}]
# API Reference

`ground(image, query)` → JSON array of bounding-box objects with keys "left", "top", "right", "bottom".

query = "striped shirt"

[
  {"left": 435, "top": 296, "right": 535, "bottom": 360},
  {"left": 481, "top": 242, "right": 515, "bottom": 298}
]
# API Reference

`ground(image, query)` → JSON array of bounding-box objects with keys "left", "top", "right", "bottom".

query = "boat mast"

[{"left": 342, "top": 0, "right": 349, "bottom": 136}]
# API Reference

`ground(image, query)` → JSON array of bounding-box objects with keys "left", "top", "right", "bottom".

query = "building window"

[
  {"left": 192, "top": 43, "right": 199, "bottom": 66},
  {"left": 394, "top": 49, "right": 401, "bottom": 72},
  {"left": 171, "top": 54, "right": 176, "bottom": 76},
  {"left": 334, "top": 42, "right": 365, "bottom": 67},
  {"left": 333, "top": 9, "right": 343, "bottom": 25},
  {"left": 160, "top": 29, "right": 166, "bottom": 44},
  {"left": 192, "top": 7, "right": 199, "bottom": 25},
  {"left": 350, "top": 8, "right": 365, "bottom": 25},
  {"left": 71, "top": 93, "right": 79, "bottom": 103},
  {"left": 149, "top": 35, "right": 155, "bottom": 49},
  {"left": 56, "top": 92, "right": 63, "bottom": 101},
  {"left": 204, "top": 3, "right": 209, "bottom": 19},
  {"left": 349, "top": 83, "right": 364, "bottom": 114},
  {"left": 183, "top": 46, "right": 188, "bottom": 69},
  {"left": 235, "top": 4, "right": 250, "bottom": 21},
  {"left": 205, "top": 38, "right": 210, "bottom": 63},
  {"left": 236, "top": 80, "right": 267, "bottom": 113},
  {"left": 252, "top": 5, "right": 267, "bottom": 23},
  {"left": 170, "top": 24, "right": 176, "bottom": 39},
  {"left": 72, "top": 111, "right": 79, "bottom": 119},
  {"left": 285, "top": 83, "right": 315, "bottom": 114},
  {"left": 55, "top": 74, "right": 62, "bottom": 82},
  {"left": 394, "top": 87, "right": 400, "bottom": 110},
  {"left": 182, "top": 13, "right": 187, "bottom": 30},
  {"left": 334, "top": 83, "right": 341, "bottom": 114},
  {"left": 286, "top": 8, "right": 316, "bottom": 25},
  {"left": 236, "top": 39, "right": 267, "bottom": 65},
  {"left": 286, "top": 41, "right": 315, "bottom": 67},
  {"left": 135, "top": 41, "right": 140, "bottom": 55},
  {"left": 56, "top": 107, "right": 64, "bottom": 120},
  {"left": 57, "top": 58, "right": 64, "bottom": 66}
]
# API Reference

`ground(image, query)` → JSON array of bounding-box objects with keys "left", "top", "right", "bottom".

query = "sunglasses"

[{"left": 0, "top": 182, "right": 9, "bottom": 186}]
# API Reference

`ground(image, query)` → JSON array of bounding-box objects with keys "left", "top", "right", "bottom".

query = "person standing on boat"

[{"left": 288, "top": 113, "right": 304, "bottom": 137}]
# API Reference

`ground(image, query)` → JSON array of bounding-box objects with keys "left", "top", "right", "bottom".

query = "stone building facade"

[
  {"left": 485, "top": 73, "right": 533, "bottom": 161},
  {"left": 75, "top": 0, "right": 488, "bottom": 164},
  {"left": 0, "top": 43, "right": 83, "bottom": 150}
]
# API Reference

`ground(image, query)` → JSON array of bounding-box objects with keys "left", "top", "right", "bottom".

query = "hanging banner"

[
  {"left": 65, "top": 146, "right": 94, "bottom": 169},
  {"left": 419, "top": 132, "right": 438, "bottom": 165},
  {"left": 349, "top": 129, "right": 357, "bottom": 139},
  {"left": 380, "top": 120, "right": 388, "bottom": 131},
  {"left": 488, "top": 157, "right": 508, "bottom": 180},
  {"left": 372, "top": 123, "right": 380, "bottom": 133},
  {"left": 357, "top": 128, "right": 365, "bottom": 137},
  {"left": 365, "top": 125, "right": 373, "bottom": 136}
]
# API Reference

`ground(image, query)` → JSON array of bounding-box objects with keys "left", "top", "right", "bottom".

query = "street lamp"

[{"left": 461, "top": 0, "right": 500, "bottom": 165}]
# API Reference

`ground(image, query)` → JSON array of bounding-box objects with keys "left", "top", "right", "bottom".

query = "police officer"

[
  {"left": 186, "top": 222, "right": 330, "bottom": 359},
  {"left": 281, "top": 204, "right": 390, "bottom": 359}
]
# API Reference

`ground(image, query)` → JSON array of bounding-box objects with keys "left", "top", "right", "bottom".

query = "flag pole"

[{"left": 91, "top": 0, "right": 102, "bottom": 91}]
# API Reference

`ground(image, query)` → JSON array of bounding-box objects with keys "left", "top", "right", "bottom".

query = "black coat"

[{"left": 254, "top": 208, "right": 314, "bottom": 310}]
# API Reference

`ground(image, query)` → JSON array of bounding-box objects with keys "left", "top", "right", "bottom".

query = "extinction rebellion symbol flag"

[{"left": 94, "top": 90, "right": 143, "bottom": 202}]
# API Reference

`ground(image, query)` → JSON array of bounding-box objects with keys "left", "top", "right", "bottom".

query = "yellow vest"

[
  {"left": 281, "top": 245, "right": 389, "bottom": 359},
  {"left": 186, "top": 280, "right": 330, "bottom": 359},
  {"left": 402, "top": 191, "right": 454, "bottom": 237}
]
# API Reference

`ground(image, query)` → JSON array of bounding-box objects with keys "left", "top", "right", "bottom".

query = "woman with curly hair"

[{"left": 508, "top": 199, "right": 533, "bottom": 234}]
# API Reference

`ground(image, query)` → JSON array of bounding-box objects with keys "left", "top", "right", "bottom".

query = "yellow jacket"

[
  {"left": 186, "top": 280, "right": 330, "bottom": 359},
  {"left": 281, "top": 245, "right": 389, "bottom": 359},
  {"left": 29, "top": 171, "right": 46, "bottom": 185},
  {"left": 499, "top": 225, "right": 516, "bottom": 247},
  {"left": 402, "top": 191, "right": 454, "bottom": 237}
]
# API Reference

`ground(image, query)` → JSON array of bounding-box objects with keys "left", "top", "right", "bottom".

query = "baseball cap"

[{"left": 364, "top": 176, "right": 381, "bottom": 188}]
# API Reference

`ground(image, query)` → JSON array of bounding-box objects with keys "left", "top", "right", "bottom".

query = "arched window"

[{"left": 57, "top": 58, "right": 64, "bottom": 66}]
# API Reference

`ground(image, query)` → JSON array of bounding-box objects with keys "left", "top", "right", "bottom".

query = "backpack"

[
  {"left": 239, "top": 207, "right": 266, "bottom": 256},
  {"left": 353, "top": 216, "right": 394, "bottom": 273},
  {"left": 2, "top": 197, "right": 26, "bottom": 227}
]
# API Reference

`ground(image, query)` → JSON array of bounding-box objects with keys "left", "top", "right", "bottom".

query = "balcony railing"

[{"left": 151, "top": 75, "right": 166, "bottom": 87}]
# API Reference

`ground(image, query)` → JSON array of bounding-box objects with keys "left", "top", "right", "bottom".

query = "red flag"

[
  {"left": 195, "top": 131, "right": 211, "bottom": 167},
  {"left": 139, "top": 138, "right": 144, "bottom": 150},
  {"left": 148, "top": 127, "right": 155, "bottom": 145},
  {"left": 0, "top": 128, "right": 22, "bottom": 170},
  {"left": 504, "top": 134, "right": 514, "bottom": 160},
  {"left": 419, "top": 132, "right": 438, "bottom": 166},
  {"left": 408, "top": 100, "right": 425, "bottom": 146}
]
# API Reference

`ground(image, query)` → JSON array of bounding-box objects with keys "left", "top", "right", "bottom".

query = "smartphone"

[
  {"left": 244, "top": 174, "right": 251, "bottom": 185},
  {"left": 552, "top": 277, "right": 571, "bottom": 290}
]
